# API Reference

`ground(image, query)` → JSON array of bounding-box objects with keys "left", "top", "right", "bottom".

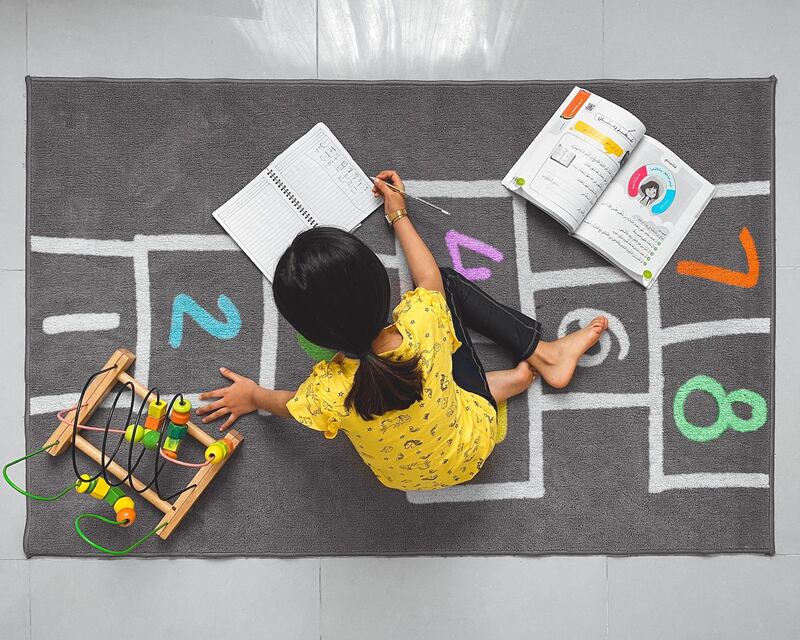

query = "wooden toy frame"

[{"left": 43, "top": 348, "right": 243, "bottom": 540}]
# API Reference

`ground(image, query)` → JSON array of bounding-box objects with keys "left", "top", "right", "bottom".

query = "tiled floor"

[{"left": 1, "top": 1, "right": 798, "bottom": 638}]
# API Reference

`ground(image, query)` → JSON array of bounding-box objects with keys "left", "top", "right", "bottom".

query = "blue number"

[{"left": 169, "top": 294, "right": 241, "bottom": 349}]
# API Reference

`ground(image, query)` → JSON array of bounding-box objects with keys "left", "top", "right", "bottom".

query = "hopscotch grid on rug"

[{"left": 29, "top": 179, "right": 770, "bottom": 503}]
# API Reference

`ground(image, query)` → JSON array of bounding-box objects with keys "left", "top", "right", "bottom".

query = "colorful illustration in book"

[{"left": 627, "top": 164, "right": 676, "bottom": 214}]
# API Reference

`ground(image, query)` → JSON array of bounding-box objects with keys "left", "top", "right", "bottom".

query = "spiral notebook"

[{"left": 212, "top": 123, "right": 383, "bottom": 281}]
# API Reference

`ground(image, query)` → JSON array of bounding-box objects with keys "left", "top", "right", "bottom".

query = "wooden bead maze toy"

[{"left": 4, "top": 348, "right": 243, "bottom": 554}]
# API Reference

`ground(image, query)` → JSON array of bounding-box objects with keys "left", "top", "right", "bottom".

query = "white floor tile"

[
  {"left": 28, "top": 0, "right": 317, "bottom": 78},
  {"left": 0, "top": 560, "right": 30, "bottom": 640},
  {"left": 0, "top": 0, "right": 26, "bottom": 270},
  {"left": 321, "top": 556, "right": 607, "bottom": 640},
  {"left": 30, "top": 557, "right": 320, "bottom": 640},
  {"left": 318, "top": 0, "right": 604, "bottom": 80},
  {"left": 608, "top": 555, "right": 800, "bottom": 639},
  {"left": 5, "top": 3, "right": 799, "bottom": 639},
  {"left": 775, "top": 267, "right": 800, "bottom": 552},
  {"left": 604, "top": 0, "right": 800, "bottom": 267},
  {"left": 0, "top": 271, "right": 27, "bottom": 559}
]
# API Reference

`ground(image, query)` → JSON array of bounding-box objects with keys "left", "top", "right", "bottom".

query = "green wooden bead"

[
  {"left": 75, "top": 474, "right": 97, "bottom": 494},
  {"left": 167, "top": 423, "right": 188, "bottom": 440},
  {"left": 141, "top": 429, "right": 161, "bottom": 450},
  {"left": 297, "top": 334, "right": 337, "bottom": 362},
  {"left": 162, "top": 437, "right": 180, "bottom": 453},
  {"left": 104, "top": 486, "right": 126, "bottom": 507}
]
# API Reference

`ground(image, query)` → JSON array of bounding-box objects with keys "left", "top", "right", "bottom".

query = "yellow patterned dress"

[{"left": 287, "top": 287, "right": 498, "bottom": 490}]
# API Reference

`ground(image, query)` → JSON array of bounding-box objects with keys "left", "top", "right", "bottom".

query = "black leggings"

[{"left": 440, "top": 267, "right": 542, "bottom": 411}]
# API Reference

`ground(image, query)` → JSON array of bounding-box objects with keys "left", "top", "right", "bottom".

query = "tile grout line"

[
  {"left": 27, "top": 558, "right": 32, "bottom": 640},
  {"left": 604, "top": 556, "right": 609, "bottom": 640},
  {"left": 318, "top": 560, "right": 323, "bottom": 640},
  {"left": 26, "top": 3, "right": 31, "bottom": 636},
  {"left": 315, "top": 0, "right": 319, "bottom": 79},
  {"left": 601, "top": 0, "right": 605, "bottom": 77}
]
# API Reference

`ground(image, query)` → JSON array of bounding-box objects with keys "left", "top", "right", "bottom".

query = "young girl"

[{"left": 197, "top": 170, "right": 608, "bottom": 491}]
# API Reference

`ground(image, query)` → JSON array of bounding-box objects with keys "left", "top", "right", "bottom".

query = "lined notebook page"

[
  {"left": 213, "top": 174, "right": 309, "bottom": 279},
  {"left": 271, "top": 123, "right": 382, "bottom": 230}
]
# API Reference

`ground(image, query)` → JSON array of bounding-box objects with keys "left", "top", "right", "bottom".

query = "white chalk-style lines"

[
  {"left": 557, "top": 308, "right": 630, "bottom": 368},
  {"left": 42, "top": 312, "right": 120, "bottom": 335},
  {"left": 29, "top": 179, "right": 771, "bottom": 503}
]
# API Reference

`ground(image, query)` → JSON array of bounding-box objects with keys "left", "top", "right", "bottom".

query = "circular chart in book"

[{"left": 627, "top": 163, "right": 676, "bottom": 214}]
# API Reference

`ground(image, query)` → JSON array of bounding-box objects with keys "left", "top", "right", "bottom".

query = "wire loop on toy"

[
  {"left": 66, "top": 367, "right": 200, "bottom": 502},
  {"left": 4, "top": 358, "right": 236, "bottom": 554},
  {"left": 74, "top": 512, "right": 168, "bottom": 556},
  {"left": 2, "top": 442, "right": 73, "bottom": 501},
  {"left": 159, "top": 449, "right": 210, "bottom": 468},
  {"left": 58, "top": 406, "right": 210, "bottom": 470}
]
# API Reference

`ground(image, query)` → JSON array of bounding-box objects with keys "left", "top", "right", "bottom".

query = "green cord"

[
  {"left": 2, "top": 441, "right": 73, "bottom": 501},
  {"left": 75, "top": 513, "right": 167, "bottom": 556},
  {"left": 5, "top": 442, "right": 165, "bottom": 555}
]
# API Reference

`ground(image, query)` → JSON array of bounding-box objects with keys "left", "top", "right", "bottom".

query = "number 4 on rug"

[{"left": 676, "top": 227, "right": 760, "bottom": 288}]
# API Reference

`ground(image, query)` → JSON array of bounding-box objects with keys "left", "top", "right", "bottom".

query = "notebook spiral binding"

[{"left": 266, "top": 168, "right": 318, "bottom": 227}]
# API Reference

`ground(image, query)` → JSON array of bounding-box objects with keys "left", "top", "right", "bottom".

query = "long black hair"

[{"left": 273, "top": 227, "right": 422, "bottom": 420}]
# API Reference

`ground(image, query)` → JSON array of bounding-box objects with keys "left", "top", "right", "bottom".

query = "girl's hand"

[
  {"left": 372, "top": 169, "right": 406, "bottom": 214},
  {"left": 197, "top": 367, "right": 259, "bottom": 431}
]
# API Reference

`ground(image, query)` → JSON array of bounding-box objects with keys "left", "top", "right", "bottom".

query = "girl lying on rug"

[{"left": 197, "top": 170, "right": 607, "bottom": 490}]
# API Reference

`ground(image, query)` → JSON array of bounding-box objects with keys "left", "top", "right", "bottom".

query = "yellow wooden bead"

[
  {"left": 125, "top": 424, "right": 145, "bottom": 443},
  {"left": 113, "top": 496, "right": 135, "bottom": 513},
  {"left": 74, "top": 473, "right": 94, "bottom": 494},
  {"left": 148, "top": 399, "right": 167, "bottom": 419},
  {"left": 204, "top": 440, "right": 229, "bottom": 464},
  {"left": 172, "top": 398, "right": 192, "bottom": 415},
  {"left": 89, "top": 477, "right": 110, "bottom": 500}
]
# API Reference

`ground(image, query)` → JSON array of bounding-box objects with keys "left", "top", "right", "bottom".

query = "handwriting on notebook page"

[{"left": 273, "top": 127, "right": 380, "bottom": 228}]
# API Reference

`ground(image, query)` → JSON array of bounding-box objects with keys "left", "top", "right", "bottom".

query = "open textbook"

[
  {"left": 502, "top": 87, "right": 716, "bottom": 288},
  {"left": 213, "top": 123, "right": 383, "bottom": 281}
]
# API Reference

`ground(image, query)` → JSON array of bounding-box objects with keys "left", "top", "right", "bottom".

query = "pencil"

[{"left": 370, "top": 177, "right": 451, "bottom": 216}]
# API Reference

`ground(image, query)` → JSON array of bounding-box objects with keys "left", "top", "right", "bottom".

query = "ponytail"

[{"left": 346, "top": 352, "right": 422, "bottom": 421}]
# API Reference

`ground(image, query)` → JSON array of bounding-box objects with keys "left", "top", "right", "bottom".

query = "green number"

[{"left": 672, "top": 375, "right": 767, "bottom": 442}]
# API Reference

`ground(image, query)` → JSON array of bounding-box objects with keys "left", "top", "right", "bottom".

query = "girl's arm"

[
  {"left": 373, "top": 170, "right": 444, "bottom": 294},
  {"left": 197, "top": 367, "right": 294, "bottom": 431}
]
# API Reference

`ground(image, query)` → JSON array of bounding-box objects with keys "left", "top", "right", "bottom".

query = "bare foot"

[
  {"left": 527, "top": 316, "right": 608, "bottom": 389},
  {"left": 487, "top": 361, "right": 537, "bottom": 403}
]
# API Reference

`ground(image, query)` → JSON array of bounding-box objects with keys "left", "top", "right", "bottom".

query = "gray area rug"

[{"left": 24, "top": 78, "right": 775, "bottom": 556}]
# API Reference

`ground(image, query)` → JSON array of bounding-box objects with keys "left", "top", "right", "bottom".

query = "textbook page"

[
  {"left": 270, "top": 122, "right": 383, "bottom": 231},
  {"left": 502, "top": 87, "right": 646, "bottom": 232},
  {"left": 213, "top": 173, "right": 310, "bottom": 280},
  {"left": 574, "top": 136, "right": 716, "bottom": 288}
]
